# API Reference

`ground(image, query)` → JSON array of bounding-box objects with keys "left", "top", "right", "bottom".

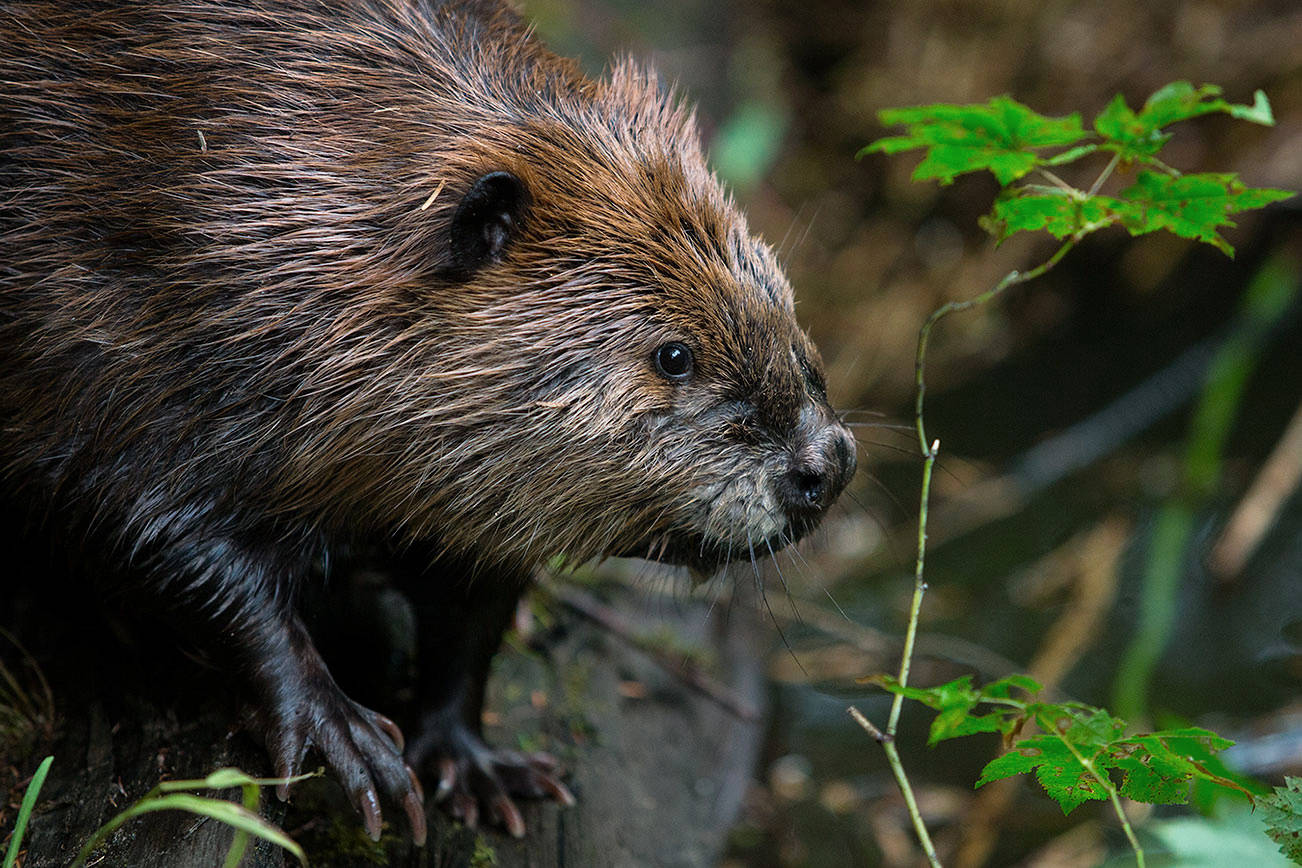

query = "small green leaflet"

[
  {"left": 859, "top": 96, "right": 1085, "bottom": 185},
  {"left": 1261, "top": 777, "right": 1302, "bottom": 864},
  {"left": 981, "top": 190, "right": 1115, "bottom": 241},
  {"left": 866, "top": 673, "right": 1040, "bottom": 745},
  {"left": 1095, "top": 82, "right": 1275, "bottom": 161},
  {"left": 983, "top": 172, "right": 1292, "bottom": 256}
]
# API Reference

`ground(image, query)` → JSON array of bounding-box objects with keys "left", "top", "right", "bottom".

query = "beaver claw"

[
  {"left": 246, "top": 626, "right": 428, "bottom": 845},
  {"left": 259, "top": 692, "right": 428, "bottom": 845},
  {"left": 409, "top": 719, "right": 574, "bottom": 837}
]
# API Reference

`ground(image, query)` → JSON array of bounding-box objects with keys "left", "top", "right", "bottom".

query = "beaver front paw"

[
  {"left": 408, "top": 716, "right": 574, "bottom": 837},
  {"left": 248, "top": 663, "right": 428, "bottom": 845}
]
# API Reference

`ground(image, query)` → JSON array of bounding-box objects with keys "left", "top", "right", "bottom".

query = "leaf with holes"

[
  {"left": 1106, "top": 728, "right": 1234, "bottom": 807},
  {"left": 980, "top": 173, "right": 1292, "bottom": 252},
  {"left": 1109, "top": 171, "right": 1293, "bottom": 256},
  {"left": 977, "top": 706, "right": 1242, "bottom": 815},
  {"left": 976, "top": 735, "right": 1109, "bottom": 814}
]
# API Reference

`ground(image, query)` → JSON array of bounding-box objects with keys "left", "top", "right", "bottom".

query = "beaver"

[{"left": 0, "top": 0, "right": 856, "bottom": 844}]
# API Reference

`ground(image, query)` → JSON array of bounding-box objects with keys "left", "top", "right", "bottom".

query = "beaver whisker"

[
  {"left": 837, "top": 407, "right": 892, "bottom": 421},
  {"left": 749, "top": 537, "right": 807, "bottom": 676},
  {"left": 764, "top": 536, "right": 803, "bottom": 626},
  {"left": 842, "top": 420, "right": 916, "bottom": 433}
]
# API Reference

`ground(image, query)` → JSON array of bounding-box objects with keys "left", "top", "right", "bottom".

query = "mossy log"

[{"left": 3, "top": 580, "right": 765, "bottom": 867}]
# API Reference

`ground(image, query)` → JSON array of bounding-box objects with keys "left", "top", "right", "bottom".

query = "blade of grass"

[
  {"left": 222, "top": 774, "right": 263, "bottom": 868},
  {"left": 71, "top": 793, "right": 307, "bottom": 868},
  {"left": 3, "top": 755, "right": 53, "bottom": 868}
]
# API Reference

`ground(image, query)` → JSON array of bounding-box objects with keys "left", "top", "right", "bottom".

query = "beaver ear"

[{"left": 448, "top": 171, "right": 528, "bottom": 274}]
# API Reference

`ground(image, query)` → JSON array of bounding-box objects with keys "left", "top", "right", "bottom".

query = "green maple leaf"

[
  {"left": 865, "top": 674, "right": 988, "bottom": 711},
  {"left": 1140, "top": 81, "right": 1274, "bottom": 127},
  {"left": 865, "top": 675, "right": 991, "bottom": 744},
  {"left": 1260, "top": 777, "right": 1302, "bottom": 863},
  {"left": 931, "top": 706, "right": 1004, "bottom": 745},
  {"left": 861, "top": 96, "right": 1085, "bottom": 185},
  {"left": 1110, "top": 171, "right": 1293, "bottom": 255},
  {"left": 1034, "top": 752, "right": 1111, "bottom": 814},
  {"left": 867, "top": 674, "right": 1038, "bottom": 745},
  {"left": 975, "top": 709, "right": 1242, "bottom": 816},
  {"left": 1112, "top": 755, "right": 1192, "bottom": 805},
  {"left": 982, "top": 192, "right": 1119, "bottom": 241},
  {"left": 976, "top": 735, "right": 1062, "bottom": 785},
  {"left": 1107, "top": 728, "right": 1236, "bottom": 806},
  {"left": 982, "top": 173, "right": 1292, "bottom": 254},
  {"left": 1095, "top": 82, "right": 1275, "bottom": 161},
  {"left": 869, "top": 674, "right": 1249, "bottom": 818}
]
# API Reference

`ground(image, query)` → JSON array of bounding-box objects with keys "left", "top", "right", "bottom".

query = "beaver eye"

[{"left": 653, "top": 342, "right": 693, "bottom": 380}]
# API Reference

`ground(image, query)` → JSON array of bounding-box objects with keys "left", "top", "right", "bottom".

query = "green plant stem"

[
  {"left": 887, "top": 437, "right": 939, "bottom": 736},
  {"left": 1036, "top": 168, "right": 1077, "bottom": 194},
  {"left": 879, "top": 436, "right": 944, "bottom": 868},
  {"left": 1106, "top": 788, "right": 1146, "bottom": 868},
  {"left": 914, "top": 239, "right": 1077, "bottom": 453},
  {"left": 852, "top": 705, "right": 942, "bottom": 868},
  {"left": 846, "top": 446, "right": 945, "bottom": 868},
  {"left": 1087, "top": 150, "right": 1122, "bottom": 197}
]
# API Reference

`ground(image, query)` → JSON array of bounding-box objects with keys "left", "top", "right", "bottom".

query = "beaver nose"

[{"left": 776, "top": 418, "right": 857, "bottom": 519}]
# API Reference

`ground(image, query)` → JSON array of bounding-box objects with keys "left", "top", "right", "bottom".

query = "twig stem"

[
  {"left": 1087, "top": 151, "right": 1122, "bottom": 198},
  {"left": 914, "top": 239, "right": 1076, "bottom": 454},
  {"left": 888, "top": 436, "right": 944, "bottom": 868}
]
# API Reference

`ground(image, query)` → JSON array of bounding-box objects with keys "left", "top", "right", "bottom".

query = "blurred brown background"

[{"left": 528, "top": 1, "right": 1302, "bottom": 866}]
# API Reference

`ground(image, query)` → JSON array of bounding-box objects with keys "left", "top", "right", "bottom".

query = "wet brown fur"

[
  {"left": 0, "top": 0, "right": 852, "bottom": 838},
  {"left": 1, "top": 0, "right": 827, "bottom": 585}
]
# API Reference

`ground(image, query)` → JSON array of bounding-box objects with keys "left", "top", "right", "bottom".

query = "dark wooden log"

[{"left": 2, "top": 580, "right": 765, "bottom": 867}]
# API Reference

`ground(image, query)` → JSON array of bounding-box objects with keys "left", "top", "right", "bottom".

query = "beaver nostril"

[
  {"left": 795, "top": 470, "right": 824, "bottom": 507},
  {"left": 781, "top": 466, "right": 827, "bottom": 515}
]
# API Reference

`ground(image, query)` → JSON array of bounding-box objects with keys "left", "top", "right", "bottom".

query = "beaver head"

[{"left": 317, "top": 62, "right": 858, "bottom": 572}]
